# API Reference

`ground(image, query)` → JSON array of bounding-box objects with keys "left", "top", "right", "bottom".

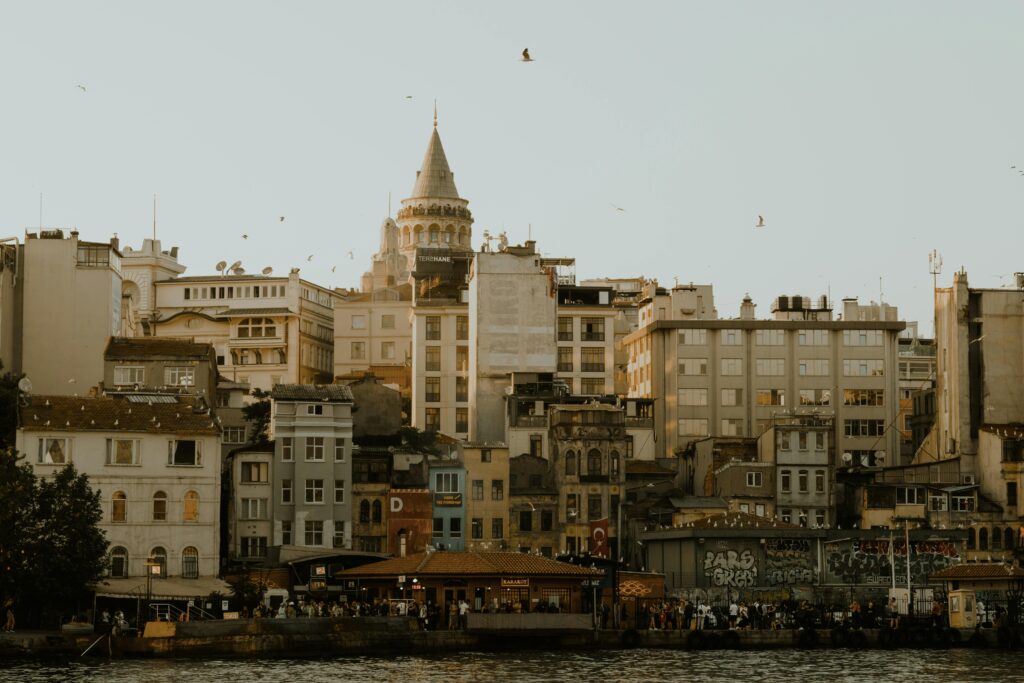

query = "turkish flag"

[{"left": 589, "top": 518, "right": 609, "bottom": 558}]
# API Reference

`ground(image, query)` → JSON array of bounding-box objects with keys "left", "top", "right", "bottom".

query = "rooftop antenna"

[
  {"left": 39, "top": 192, "right": 43, "bottom": 230},
  {"left": 928, "top": 249, "right": 943, "bottom": 291},
  {"left": 879, "top": 276, "right": 883, "bottom": 306},
  {"left": 228, "top": 260, "right": 242, "bottom": 275},
  {"left": 528, "top": 223, "right": 532, "bottom": 241},
  {"left": 152, "top": 193, "right": 157, "bottom": 242},
  {"left": 433, "top": 100, "right": 437, "bottom": 128},
  {"left": 261, "top": 266, "right": 273, "bottom": 275},
  {"left": 215, "top": 260, "right": 227, "bottom": 275}
]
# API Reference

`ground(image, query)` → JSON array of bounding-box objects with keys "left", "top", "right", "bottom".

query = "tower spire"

[{"left": 433, "top": 100, "right": 437, "bottom": 128}]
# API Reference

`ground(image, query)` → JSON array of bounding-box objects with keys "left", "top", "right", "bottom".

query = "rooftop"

[
  {"left": 930, "top": 563, "right": 1024, "bottom": 581},
  {"left": 104, "top": 337, "right": 214, "bottom": 361},
  {"left": 18, "top": 395, "right": 218, "bottom": 435},
  {"left": 335, "top": 551, "right": 602, "bottom": 579},
  {"left": 271, "top": 384, "right": 354, "bottom": 402}
]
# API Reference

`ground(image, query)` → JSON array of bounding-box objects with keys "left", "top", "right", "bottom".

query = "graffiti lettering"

[
  {"left": 767, "top": 568, "right": 814, "bottom": 585},
  {"left": 703, "top": 550, "right": 758, "bottom": 587},
  {"left": 826, "top": 548, "right": 959, "bottom": 584}
]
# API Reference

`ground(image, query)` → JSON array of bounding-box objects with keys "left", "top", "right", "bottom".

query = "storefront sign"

[
  {"left": 501, "top": 578, "right": 529, "bottom": 588},
  {"left": 434, "top": 493, "right": 463, "bottom": 507}
]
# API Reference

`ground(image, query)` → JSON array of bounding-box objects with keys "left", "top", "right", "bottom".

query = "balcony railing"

[
  {"left": 581, "top": 363, "right": 605, "bottom": 373},
  {"left": 624, "top": 416, "right": 653, "bottom": 428},
  {"left": 515, "top": 415, "right": 548, "bottom": 428}
]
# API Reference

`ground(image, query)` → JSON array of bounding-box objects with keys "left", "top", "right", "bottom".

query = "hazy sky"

[{"left": 3, "top": 2, "right": 1023, "bottom": 330}]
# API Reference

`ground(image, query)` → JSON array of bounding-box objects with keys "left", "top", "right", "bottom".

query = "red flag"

[{"left": 589, "top": 518, "right": 609, "bottom": 558}]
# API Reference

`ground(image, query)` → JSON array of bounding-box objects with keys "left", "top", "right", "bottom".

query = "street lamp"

[{"left": 144, "top": 557, "right": 161, "bottom": 623}]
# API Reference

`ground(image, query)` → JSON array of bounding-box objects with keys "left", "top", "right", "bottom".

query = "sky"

[{"left": 2, "top": 1, "right": 1023, "bottom": 331}]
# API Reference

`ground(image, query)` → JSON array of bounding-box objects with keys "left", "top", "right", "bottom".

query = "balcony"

[
  {"left": 580, "top": 473, "right": 610, "bottom": 484},
  {"left": 515, "top": 415, "right": 548, "bottom": 428},
  {"left": 624, "top": 416, "right": 653, "bottom": 429}
]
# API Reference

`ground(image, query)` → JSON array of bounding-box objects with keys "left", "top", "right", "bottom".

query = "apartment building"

[
  {"left": 428, "top": 453, "right": 466, "bottom": 551},
  {"left": 270, "top": 385, "right": 354, "bottom": 561},
  {"left": 227, "top": 442, "right": 275, "bottom": 563},
  {"left": 463, "top": 443, "right": 510, "bottom": 552},
  {"left": 351, "top": 447, "right": 392, "bottom": 553},
  {"left": 897, "top": 323, "right": 936, "bottom": 464},
  {"left": 760, "top": 415, "right": 834, "bottom": 528},
  {"left": 333, "top": 283, "right": 412, "bottom": 383},
  {"left": 555, "top": 284, "right": 616, "bottom": 397},
  {"left": 509, "top": 453, "right": 560, "bottom": 556},
  {"left": 626, "top": 289, "right": 904, "bottom": 467}
]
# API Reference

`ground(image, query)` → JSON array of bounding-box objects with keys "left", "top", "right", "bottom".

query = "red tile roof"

[
  {"left": 104, "top": 336, "right": 214, "bottom": 360},
  {"left": 336, "top": 551, "right": 602, "bottom": 579},
  {"left": 626, "top": 461, "right": 675, "bottom": 475},
  {"left": 930, "top": 563, "right": 1024, "bottom": 580},
  {"left": 18, "top": 395, "right": 220, "bottom": 435}
]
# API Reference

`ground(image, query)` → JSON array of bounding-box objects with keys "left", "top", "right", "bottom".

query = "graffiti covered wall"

[
  {"left": 764, "top": 538, "right": 815, "bottom": 586},
  {"left": 824, "top": 539, "right": 960, "bottom": 585}
]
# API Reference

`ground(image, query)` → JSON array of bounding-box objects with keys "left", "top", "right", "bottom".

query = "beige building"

[
  {"left": 333, "top": 283, "right": 412, "bottom": 381},
  {"left": 152, "top": 270, "right": 336, "bottom": 392},
  {"left": 227, "top": 442, "right": 275, "bottom": 562},
  {"left": 120, "top": 238, "right": 187, "bottom": 334},
  {"left": 463, "top": 443, "right": 510, "bottom": 551},
  {"left": 0, "top": 240, "right": 18, "bottom": 375},
  {"left": 555, "top": 284, "right": 616, "bottom": 397},
  {"left": 626, "top": 288, "right": 904, "bottom": 467},
  {"left": 17, "top": 395, "right": 221, "bottom": 579}
]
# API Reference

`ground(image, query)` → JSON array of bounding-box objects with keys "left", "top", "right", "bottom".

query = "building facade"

[{"left": 463, "top": 443, "right": 510, "bottom": 552}]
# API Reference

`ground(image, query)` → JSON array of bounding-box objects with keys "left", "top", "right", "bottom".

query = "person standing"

[
  {"left": 3, "top": 601, "right": 14, "bottom": 632},
  {"left": 728, "top": 600, "right": 738, "bottom": 629}
]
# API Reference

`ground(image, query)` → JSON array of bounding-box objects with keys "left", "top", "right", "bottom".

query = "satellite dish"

[
  {"left": 215, "top": 260, "right": 227, "bottom": 273},
  {"left": 261, "top": 267, "right": 273, "bottom": 275},
  {"left": 232, "top": 266, "right": 245, "bottom": 275},
  {"left": 228, "top": 261, "right": 242, "bottom": 272},
  {"left": 841, "top": 452, "right": 853, "bottom": 465},
  {"left": 17, "top": 377, "right": 33, "bottom": 393}
]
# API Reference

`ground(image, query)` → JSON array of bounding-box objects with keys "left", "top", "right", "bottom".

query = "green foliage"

[
  {"left": 0, "top": 363, "right": 22, "bottom": 449},
  {"left": 397, "top": 426, "right": 439, "bottom": 453},
  {"left": 226, "top": 574, "right": 264, "bottom": 610},
  {"left": 242, "top": 388, "right": 272, "bottom": 445}
]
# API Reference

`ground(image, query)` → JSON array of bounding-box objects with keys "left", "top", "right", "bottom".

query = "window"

[
  {"left": 472, "top": 518, "right": 484, "bottom": 539},
  {"left": 241, "top": 537, "right": 268, "bottom": 559},
  {"left": 223, "top": 427, "right": 246, "bottom": 444},
  {"left": 581, "top": 347, "right": 604, "bottom": 372},
  {"left": 113, "top": 366, "right": 144, "bottom": 386},
  {"left": 557, "top": 317, "right": 574, "bottom": 341},
  {"left": 540, "top": 510, "right": 553, "bottom": 531},
  {"left": 843, "top": 330, "right": 883, "bottom": 346},
  {"left": 720, "top": 358, "right": 742, "bottom": 375},
  {"left": 844, "top": 419, "right": 886, "bottom": 437},
  {"left": 306, "top": 404, "right": 324, "bottom": 416},
  {"left": 359, "top": 500, "right": 370, "bottom": 523},
  {"left": 237, "top": 317, "right": 276, "bottom": 338},
  {"left": 721, "top": 389, "right": 743, "bottom": 406},
  {"left": 168, "top": 440, "right": 200, "bottom": 466},
  {"left": 165, "top": 366, "right": 195, "bottom": 387},
  {"left": 334, "top": 480, "right": 345, "bottom": 504},
  {"left": 721, "top": 329, "right": 742, "bottom": 346},
  {"left": 756, "top": 359, "right": 785, "bottom": 376},
  {"left": 896, "top": 487, "right": 923, "bottom": 505},
  {"left": 150, "top": 547, "right": 167, "bottom": 578},
  {"left": 105, "top": 439, "right": 138, "bottom": 465},
  {"left": 351, "top": 315, "right": 367, "bottom": 330},
  {"left": 449, "top": 517, "right": 462, "bottom": 538},
  {"left": 746, "top": 471, "right": 763, "bottom": 487},
  {"left": 453, "top": 375, "right": 469, "bottom": 402},
  {"left": 679, "top": 358, "right": 708, "bottom": 376},
  {"left": 588, "top": 495, "right": 602, "bottom": 521},
  {"left": 304, "top": 520, "right": 324, "bottom": 546},
  {"left": 581, "top": 317, "right": 604, "bottom": 341},
  {"left": 780, "top": 432, "right": 792, "bottom": 450},
  {"left": 425, "top": 377, "right": 441, "bottom": 403},
  {"left": 798, "top": 359, "right": 829, "bottom": 376},
  {"left": 152, "top": 491, "right": 167, "bottom": 521},
  {"left": 350, "top": 342, "right": 366, "bottom": 360},
  {"left": 424, "top": 407, "right": 440, "bottom": 432},
  {"left": 381, "top": 341, "right": 395, "bottom": 360},
  {"left": 281, "top": 479, "right": 293, "bottom": 504},
  {"left": 305, "top": 436, "right": 325, "bottom": 461},
  {"left": 491, "top": 517, "right": 503, "bottom": 539},
  {"left": 519, "top": 510, "right": 533, "bottom": 532},
  {"left": 281, "top": 521, "right": 292, "bottom": 545},
  {"left": 952, "top": 496, "right": 975, "bottom": 512},
  {"left": 587, "top": 449, "right": 602, "bottom": 475},
  {"left": 241, "top": 462, "right": 269, "bottom": 483},
  {"left": 815, "top": 470, "right": 825, "bottom": 493},
  {"left": 798, "top": 470, "right": 809, "bottom": 493},
  {"left": 780, "top": 471, "right": 791, "bottom": 493},
  {"left": 472, "top": 479, "right": 484, "bottom": 500},
  {"left": 799, "top": 389, "right": 831, "bottom": 406},
  {"left": 434, "top": 472, "right": 460, "bottom": 493},
  {"left": 756, "top": 389, "right": 785, "bottom": 406},
  {"left": 425, "top": 316, "right": 441, "bottom": 340},
  {"left": 557, "top": 347, "right": 573, "bottom": 372},
  {"left": 678, "top": 419, "right": 708, "bottom": 436},
  {"left": 798, "top": 432, "right": 808, "bottom": 451},
  {"left": 1008, "top": 482, "right": 1018, "bottom": 508},
  {"left": 39, "top": 437, "right": 71, "bottom": 464},
  {"left": 721, "top": 418, "right": 743, "bottom": 436},
  {"left": 566, "top": 493, "right": 580, "bottom": 522},
  {"left": 843, "top": 359, "right": 884, "bottom": 376},
  {"left": 112, "top": 491, "right": 128, "bottom": 524},
  {"left": 455, "top": 408, "right": 468, "bottom": 433},
  {"left": 814, "top": 510, "right": 826, "bottom": 528},
  {"left": 455, "top": 346, "right": 468, "bottom": 372},
  {"left": 305, "top": 479, "right": 324, "bottom": 503},
  {"left": 755, "top": 329, "right": 785, "bottom": 346},
  {"left": 798, "top": 330, "right": 829, "bottom": 346},
  {"left": 110, "top": 547, "right": 128, "bottom": 578},
  {"left": 334, "top": 439, "right": 346, "bottom": 462},
  {"left": 480, "top": 449, "right": 492, "bottom": 463},
  {"left": 678, "top": 388, "right": 708, "bottom": 406},
  {"left": 183, "top": 491, "right": 199, "bottom": 521},
  {"left": 565, "top": 451, "right": 577, "bottom": 476},
  {"left": 281, "top": 437, "right": 293, "bottom": 461},
  {"left": 530, "top": 436, "right": 543, "bottom": 459},
  {"left": 456, "top": 315, "right": 469, "bottom": 340},
  {"left": 381, "top": 314, "right": 395, "bottom": 329},
  {"left": 425, "top": 346, "right": 441, "bottom": 371},
  {"left": 372, "top": 500, "right": 382, "bottom": 523},
  {"left": 843, "top": 389, "right": 884, "bottom": 406},
  {"left": 678, "top": 329, "right": 706, "bottom": 345},
  {"left": 580, "top": 378, "right": 604, "bottom": 395}
]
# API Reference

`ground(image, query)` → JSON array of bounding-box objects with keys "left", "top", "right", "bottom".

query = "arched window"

[
  {"left": 151, "top": 546, "right": 167, "bottom": 578},
  {"left": 359, "top": 499, "right": 370, "bottom": 523},
  {"left": 183, "top": 491, "right": 199, "bottom": 522},
  {"left": 443, "top": 226, "right": 454, "bottom": 244},
  {"left": 1005, "top": 528, "right": 1015, "bottom": 550},
  {"left": 992, "top": 527, "right": 1003, "bottom": 550},
  {"left": 237, "top": 317, "right": 276, "bottom": 339},
  {"left": 565, "top": 451, "right": 576, "bottom": 476},
  {"left": 414, "top": 225, "right": 424, "bottom": 244},
  {"left": 152, "top": 491, "right": 167, "bottom": 522},
  {"left": 112, "top": 491, "right": 127, "bottom": 523},
  {"left": 979, "top": 527, "right": 989, "bottom": 551},
  {"left": 588, "top": 449, "right": 602, "bottom": 475},
  {"left": 403, "top": 226, "right": 411, "bottom": 245},
  {"left": 610, "top": 450, "right": 620, "bottom": 478},
  {"left": 967, "top": 528, "right": 976, "bottom": 550},
  {"left": 181, "top": 547, "right": 199, "bottom": 579},
  {"left": 372, "top": 500, "right": 382, "bottom": 524},
  {"left": 110, "top": 546, "right": 129, "bottom": 578}
]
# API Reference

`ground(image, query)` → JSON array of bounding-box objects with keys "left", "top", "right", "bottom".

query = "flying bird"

[
  {"left": 756, "top": 215, "right": 766, "bottom": 228},
  {"left": 331, "top": 266, "right": 336, "bottom": 273},
  {"left": 77, "top": 84, "right": 86, "bottom": 92},
  {"left": 405, "top": 95, "right": 413, "bottom": 99},
  {"left": 307, "top": 254, "right": 313, "bottom": 261},
  {"left": 610, "top": 203, "right": 625, "bottom": 212},
  {"left": 522, "top": 48, "right": 534, "bottom": 62},
  {"left": 279, "top": 216, "right": 285, "bottom": 222},
  {"left": 242, "top": 234, "right": 248, "bottom": 240},
  {"left": 347, "top": 250, "right": 354, "bottom": 259}
]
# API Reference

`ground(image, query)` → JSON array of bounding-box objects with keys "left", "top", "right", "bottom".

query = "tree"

[
  {"left": 0, "top": 450, "right": 38, "bottom": 607},
  {"left": 0, "top": 364, "right": 22, "bottom": 449},
  {"left": 242, "top": 388, "right": 271, "bottom": 445}
]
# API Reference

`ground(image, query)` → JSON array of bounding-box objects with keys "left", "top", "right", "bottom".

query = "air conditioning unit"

[{"left": 962, "top": 474, "right": 976, "bottom": 485}]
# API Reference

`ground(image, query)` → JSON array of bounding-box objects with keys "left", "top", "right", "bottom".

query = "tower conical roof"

[{"left": 410, "top": 127, "right": 461, "bottom": 200}]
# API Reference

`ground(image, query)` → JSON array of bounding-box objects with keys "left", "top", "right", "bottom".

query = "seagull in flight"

[
  {"left": 77, "top": 84, "right": 87, "bottom": 92},
  {"left": 347, "top": 250, "right": 354, "bottom": 259},
  {"left": 610, "top": 203, "right": 625, "bottom": 212},
  {"left": 522, "top": 48, "right": 534, "bottom": 62},
  {"left": 279, "top": 216, "right": 285, "bottom": 222},
  {"left": 756, "top": 215, "right": 766, "bottom": 228},
  {"left": 331, "top": 266, "right": 337, "bottom": 273},
  {"left": 405, "top": 95, "right": 413, "bottom": 99},
  {"left": 242, "top": 234, "right": 248, "bottom": 240},
  {"left": 307, "top": 254, "right": 313, "bottom": 261}
]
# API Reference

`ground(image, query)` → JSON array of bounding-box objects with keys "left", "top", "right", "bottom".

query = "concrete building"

[
  {"left": 625, "top": 289, "right": 904, "bottom": 468},
  {"left": 351, "top": 447, "right": 392, "bottom": 553},
  {"left": 102, "top": 337, "right": 219, "bottom": 398},
  {"left": 120, "top": 238, "right": 187, "bottom": 334},
  {"left": 463, "top": 443, "right": 510, "bottom": 552},
  {"left": 428, "top": 452, "right": 466, "bottom": 551},
  {"left": 227, "top": 442, "right": 275, "bottom": 563},
  {"left": 555, "top": 284, "right": 616, "bottom": 397},
  {"left": 17, "top": 395, "right": 221, "bottom": 579},
  {"left": 897, "top": 323, "right": 936, "bottom": 465},
  {"left": 345, "top": 374, "right": 403, "bottom": 438},
  {"left": 0, "top": 240, "right": 19, "bottom": 375},
  {"left": 509, "top": 453, "right": 560, "bottom": 557},
  {"left": 270, "top": 384, "right": 354, "bottom": 561},
  {"left": 152, "top": 270, "right": 336, "bottom": 392},
  {"left": 333, "top": 283, "right": 412, "bottom": 384},
  {"left": 760, "top": 414, "right": 835, "bottom": 528}
]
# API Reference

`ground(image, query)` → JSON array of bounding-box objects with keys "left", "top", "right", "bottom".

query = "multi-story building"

[
  {"left": 152, "top": 270, "right": 336, "bottom": 392},
  {"left": 227, "top": 442, "right": 275, "bottom": 563},
  {"left": 463, "top": 443, "right": 509, "bottom": 552},
  {"left": 17, "top": 395, "right": 221, "bottom": 579},
  {"left": 120, "top": 238, "right": 187, "bottom": 334},
  {"left": 760, "top": 414, "right": 834, "bottom": 528},
  {"left": 428, "top": 452, "right": 466, "bottom": 551},
  {"left": 710, "top": 460, "right": 776, "bottom": 519},
  {"left": 0, "top": 240, "right": 19, "bottom": 375},
  {"left": 333, "top": 283, "right": 412, "bottom": 385},
  {"left": 102, "top": 337, "right": 218, "bottom": 397},
  {"left": 351, "top": 447, "right": 391, "bottom": 553},
  {"left": 270, "top": 385, "right": 354, "bottom": 561},
  {"left": 897, "top": 323, "right": 936, "bottom": 464},
  {"left": 509, "top": 453, "right": 560, "bottom": 557},
  {"left": 555, "top": 284, "right": 616, "bottom": 397},
  {"left": 626, "top": 289, "right": 904, "bottom": 467}
]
